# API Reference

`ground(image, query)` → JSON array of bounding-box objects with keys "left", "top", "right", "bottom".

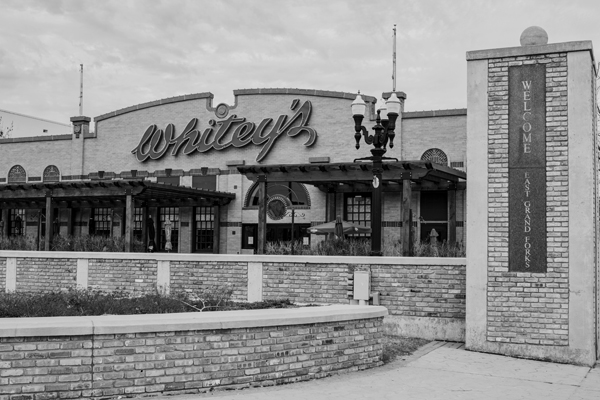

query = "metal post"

[
  {"left": 370, "top": 148, "right": 385, "bottom": 256},
  {"left": 213, "top": 204, "right": 220, "bottom": 254},
  {"left": 291, "top": 207, "right": 295, "bottom": 255}
]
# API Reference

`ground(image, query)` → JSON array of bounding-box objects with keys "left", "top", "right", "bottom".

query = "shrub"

[
  {"left": 0, "top": 285, "right": 286, "bottom": 318},
  {"left": 0, "top": 235, "right": 38, "bottom": 251},
  {"left": 265, "top": 238, "right": 465, "bottom": 257}
]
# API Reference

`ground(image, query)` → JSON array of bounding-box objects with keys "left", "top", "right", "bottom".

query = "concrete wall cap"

[
  {"left": 0, "top": 305, "right": 388, "bottom": 337},
  {"left": 0, "top": 250, "right": 467, "bottom": 266}
]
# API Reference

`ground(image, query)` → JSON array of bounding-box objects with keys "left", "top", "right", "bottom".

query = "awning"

[
  {"left": 237, "top": 160, "right": 466, "bottom": 191},
  {"left": 0, "top": 180, "right": 236, "bottom": 209}
]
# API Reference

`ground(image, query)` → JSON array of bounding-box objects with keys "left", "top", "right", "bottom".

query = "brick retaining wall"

[
  {"left": 0, "top": 252, "right": 466, "bottom": 340},
  {"left": 0, "top": 305, "right": 386, "bottom": 399}
]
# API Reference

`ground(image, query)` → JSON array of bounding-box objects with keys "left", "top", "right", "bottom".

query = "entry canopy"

[
  {"left": 238, "top": 160, "right": 466, "bottom": 191},
  {"left": 0, "top": 180, "right": 235, "bottom": 209}
]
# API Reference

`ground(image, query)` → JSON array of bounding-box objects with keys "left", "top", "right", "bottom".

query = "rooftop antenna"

[
  {"left": 79, "top": 64, "right": 83, "bottom": 116},
  {"left": 392, "top": 24, "right": 397, "bottom": 92}
]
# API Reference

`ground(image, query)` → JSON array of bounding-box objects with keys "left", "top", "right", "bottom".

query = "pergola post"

[
  {"left": 1, "top": 209, "right": 8, "bottom": 237},
  {"left": 448, "top": 186, "right": 457, "bottom": 245},
  {"left": 401, "top": 179, "right": 412, "bottom": 256},
  {"left": 66, "top": 205, "right": 74, "bottom": 236},
  {"left": 44, "top": 193, "right": 53, "bottom": 251},
  {"left": 257, "top": 175, "right": 267, "bottom": 255},
  {"left": 213, "top": 204, "right": 220, "bottom": 254},
  {"left": 124, "top": 191, "right": 134, "bottom": 252}
]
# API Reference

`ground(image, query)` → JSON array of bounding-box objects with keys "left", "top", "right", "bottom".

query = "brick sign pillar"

[{"left": 466, "top": 27, "right": 598, "bottom": 365}]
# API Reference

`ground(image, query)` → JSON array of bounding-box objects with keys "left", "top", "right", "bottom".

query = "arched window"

[
  {"left": 421, "top": 148, "right": 448, "bottom": 166},
  {"left": 43, "top": 165, "right": 60, "bottom": 182},
  {"left": 8, "top": 165, "right": 26, "bottom": 183},
  {"left": 244, "top": 182, "right": 310, "bottom": 208}
]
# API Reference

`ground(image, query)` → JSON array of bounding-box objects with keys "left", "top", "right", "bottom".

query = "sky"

[{"left": 0, "top": 0, "right": 598, "bottom": 126}]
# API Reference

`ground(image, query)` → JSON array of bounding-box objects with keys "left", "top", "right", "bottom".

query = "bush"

[
  {"left": 0, "top": 285, "right": 300, "bottom": 318},
  {"left": 51, "top": 234, "right": 146, "bottom": 252},
  {"left": 0, "top": 235, "right": 38, "bottom": 251},
  {"left": 265, "top": 238, "right": 465, "bottom": 257}
]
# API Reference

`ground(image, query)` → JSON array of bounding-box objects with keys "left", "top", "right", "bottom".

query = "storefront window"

[
  {"left": 344, "top": 194, "right": 371, "bottom": 237},
  {"left": 9, "top": 209, "right": 25, "bottom": 236},
  {"left": 133, "top": 208, "right": 144, "bottom": 240},
  {"left": 194, "top": 206, "right": 214, "bottom": 252},
  {"left": 91, "top": 208, "right": 111, "bottom": 237}
]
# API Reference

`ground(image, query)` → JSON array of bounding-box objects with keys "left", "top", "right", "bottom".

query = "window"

[
  {"left": 246, "top": 182, "right": 310, "bottom": 207},
  {"left": 421, "top": 148, "right": 448, "bottom": 166},
  {"left": 8, "top": 165, "right": 26, "bottom": 183},
  {"left": 133, "top": 208, "right": 144, "bottom": 241},
  {"left": 90, "top": 208, "right": 111, "bottom": 237},
  {"left": 43, "top": 165, "right": 60, "bottom": 182},
  {"left": 344, "top": 194, "right": 371, "bottom": 237},
  {"left": 9, "top": 209, "right": 25, "bottom": 236},
  {"left": 194, "top": 206, "right": 214, "bottom": 252},
  {"left": 159, "top": 207, "right": 179, "bottom": 252}
]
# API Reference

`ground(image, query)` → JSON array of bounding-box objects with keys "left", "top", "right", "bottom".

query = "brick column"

[{"left": 466, "top": 27, "right": 598, "bottom": 365}]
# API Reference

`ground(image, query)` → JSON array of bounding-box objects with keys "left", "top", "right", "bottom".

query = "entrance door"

[{"left": 420, "top": 191, "right": 448, "bottom": 243}]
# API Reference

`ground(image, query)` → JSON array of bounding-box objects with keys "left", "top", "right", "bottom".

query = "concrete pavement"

[{"left": 145, "top": 342, "right": 600, "bottom": 400}]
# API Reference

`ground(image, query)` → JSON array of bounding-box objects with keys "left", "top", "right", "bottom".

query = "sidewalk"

[{"left": 145, "top": 342, "right": 600, "bottom": 400}]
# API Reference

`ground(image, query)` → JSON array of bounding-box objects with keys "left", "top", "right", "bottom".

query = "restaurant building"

[{"left": 0, "top": 88, "right": 466, "bottom": 254}]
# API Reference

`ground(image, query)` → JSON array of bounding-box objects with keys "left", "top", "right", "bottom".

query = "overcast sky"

[{"left": 0, "top": 0, "right": 598, "bottom": 124}]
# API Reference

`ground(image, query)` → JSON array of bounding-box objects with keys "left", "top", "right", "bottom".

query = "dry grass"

[{"left": 381, "top": 335, "right": 430, "bottom": 364}]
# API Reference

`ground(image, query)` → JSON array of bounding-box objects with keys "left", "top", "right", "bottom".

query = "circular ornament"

[
  {"left": 267, "top": 195, "right": 289, "bottom": 220},
  {"left": 215, "top": 103, "right": 230, "bottom": 119}
]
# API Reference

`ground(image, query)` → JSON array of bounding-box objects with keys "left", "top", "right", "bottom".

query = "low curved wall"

[{"left": 0, "top": 305, "right": 387, "bottom": 399}]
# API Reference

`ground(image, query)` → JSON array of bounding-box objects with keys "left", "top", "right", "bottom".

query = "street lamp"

[{"left": 351, "top": 92, "right": 402, "bottom": 256}]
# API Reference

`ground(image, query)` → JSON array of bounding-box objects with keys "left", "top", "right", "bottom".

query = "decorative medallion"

[
  {"left": 267, "top": 195, "right": 289, "bottom": 220},
  {"left": 215, "top": 103, "right": 230, "bottom": 119}
]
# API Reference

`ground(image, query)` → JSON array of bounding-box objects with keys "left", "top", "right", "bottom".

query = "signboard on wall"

[
  {"left": 131, "top": 99, "right": 317, "bottom": 163},
  {"left": 508, "top": 64, "right": 547, "bottom": 273}
]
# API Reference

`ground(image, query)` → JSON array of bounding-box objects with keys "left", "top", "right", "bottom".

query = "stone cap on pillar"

[
  {"left": 70, "top": 116, "right": 91, "bottom": 139},
  {"left": 466, "top": 26, "right": 594, "bottom": 64}
]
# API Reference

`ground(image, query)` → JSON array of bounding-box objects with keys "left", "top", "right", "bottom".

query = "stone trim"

[
  {"left": 94, "top": 92, "right": 214, "bottom": 122},
  {"left": 403, "top": 108, "right": 467, "bottom": 119},
  {"left": 467, "top": 41, "right": 594, "bottom": 62},
  {"left": 233, "top": 88, "right": 378, "bottom": 103},
  {"left": 0, "top": 134, "right": 72, "bottom": 144}
]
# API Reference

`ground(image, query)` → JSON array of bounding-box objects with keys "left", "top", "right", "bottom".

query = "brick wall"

[
  {"left": 170, "top": 261, "right": 248, "bottom": 301},
  {"left": 0, "top": 309, "right": 384, "bottom": 399},
  {"left": 487, "top": 53, "right": 569, "bottom": 345},
  {"left": 0, "top": 257, "right": 5, "bottom": 289},
  {"left": 88, "top": 259, "right": 157, "bottom": 294},
  {"left": 371, "top": 263, "right": 466, "bottom": 319},
  {"left": 263, "top": 262, "right": 349, "bottom": 304},
  {"left": 16, "top": 258, "right": 77, "bottom": 293}
]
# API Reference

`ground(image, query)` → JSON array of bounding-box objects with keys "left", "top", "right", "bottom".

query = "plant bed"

[{"left": 0, "top": 286, "right": 300, "bottom": 318}]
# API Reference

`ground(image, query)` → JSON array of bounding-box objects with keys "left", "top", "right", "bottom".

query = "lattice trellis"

[
  {"left": 7, "top": 165, "right": 26, "bottom": 183},
  {"left": 420, "top": 148, "right": 448, "bottom": 165}
]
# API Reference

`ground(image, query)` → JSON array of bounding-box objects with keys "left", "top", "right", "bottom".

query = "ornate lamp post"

[{"left": 351, "top": 92, "right": 402, "bottom": 256}]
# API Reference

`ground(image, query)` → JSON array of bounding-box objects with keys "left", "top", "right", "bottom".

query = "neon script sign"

[{"left": 131, "top": 99, "right": 317, "bottom": 163}]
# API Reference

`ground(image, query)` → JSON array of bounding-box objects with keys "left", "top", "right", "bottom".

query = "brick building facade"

[{"left": 0, "top": 89, "right": 466, "bottom": 254}]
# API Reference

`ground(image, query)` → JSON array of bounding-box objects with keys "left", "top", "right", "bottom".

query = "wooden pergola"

[
  {"left": 0, "top": 180, "right": 235, "bottom": 251},
  {"left": 238, "top": 160, "right": 466, "bottom": 255}
]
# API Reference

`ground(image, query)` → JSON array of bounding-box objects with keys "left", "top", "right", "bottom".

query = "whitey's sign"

[{"left": 132, "top": 99, "right": 317, "bottom": 163}]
